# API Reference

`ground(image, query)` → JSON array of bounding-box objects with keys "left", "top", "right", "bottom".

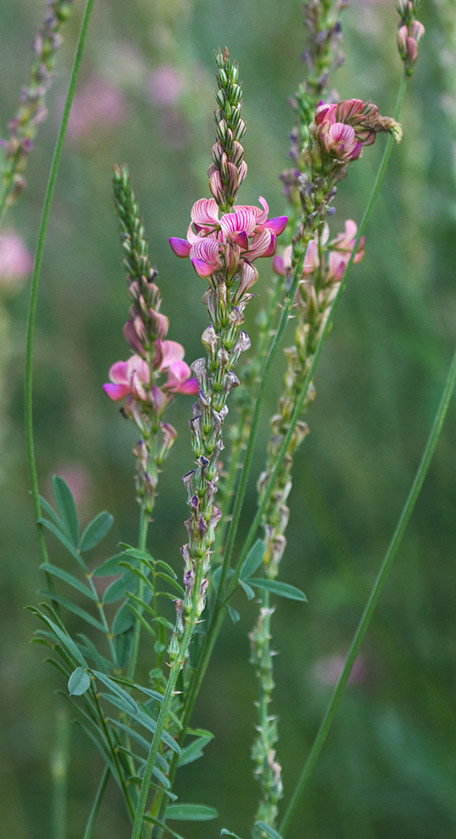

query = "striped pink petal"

[
  {"left": 246, "top": 229, "right": 275, "bottom": 260},
  {"left": 190, "top": 238, "right": 222, "bottom": 277},
  {"left": 191, "top": 198, "right": 219, "bottom": 227},
  {"left": 220, "top": 208, "right": 257, "bottom": 238}
]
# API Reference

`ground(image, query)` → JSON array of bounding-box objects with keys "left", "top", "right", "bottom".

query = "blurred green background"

[{"left": 1, "top": 1, "right": 456, "bottom": 837}]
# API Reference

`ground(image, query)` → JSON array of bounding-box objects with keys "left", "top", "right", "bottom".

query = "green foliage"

[
  {"left": 240, "top": 539, "right": 266, "bottom": 580},
  {"left": 165, "top": 803, "right": 219, "bottom": 821},
  {"left": 68, "top": 667, "right": 91, "bottom": 696},
  {"left": 79, "top": 512, "right": 114, "bottom": 552},
  {"left": 248, "top": 578, "right": 307, "bottom": 602}
]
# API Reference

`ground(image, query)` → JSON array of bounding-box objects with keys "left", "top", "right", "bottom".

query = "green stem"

[
  {"left": 50, "top": 709, "right": 70, "bottom": 839},
  {"left": 82, "top": 767, "right": 111, "bottom": 839},
  {"left": 279, "top": 342, "right": 456, "bottom": 836},
  {"left": 131, "top": 619, "right": 194, "bottom": 839},
  {"left": 128, "top": 507, "right": 150, "bottom": 681},
  {"left": 91, "top": 685, "right": 135, "bottom": 821},
  {"left": 24, "top": 0, "right": 96, "bottom": 569}
]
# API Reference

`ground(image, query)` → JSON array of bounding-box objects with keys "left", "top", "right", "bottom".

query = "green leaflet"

[
  {"left": 103, "top": 571, "right": 137, "bottom": 604},
  {"left": 52, "top": 475, "right": 79, "bottom": 545},
  {"left": 68, "top": 667, "right": 91, "bottom": 696},
  {"left": 248, "top": 578, "right": 307, "bottom": 602},
  {"left": 38, "top": 590, "right": 105, "bottom": 631},
  {"left": 178, "top": 732, "right": 214, "bottom": 767},
  {"left": 239, "top": 579, "right": 255, "bottom": 600},
  {"left": 39, "top": 518, "right": 86, "bottom": 568},
  {"left": 39, "top": 563, "right": 96, "bottom": 600},
  {"left": 92, "top": 554, "right": 127, "bottom": 577},
  {"left": 76, "top": 633, "right": 113, "bottom": 672},
  {"left": 79, "top": 511, "right": 114, "bottom": 552},
  {"left": 93, "top": 670, "right": 139, "bottom": 715},
  {"left": 29, "top": 608, "right": 87, "bottom": 667},
  {"left": 240, "top": 539, "right": 266, "bottom": 580},
  {"left": 166, "top": 803, "right": 219, "bottom": 821}
]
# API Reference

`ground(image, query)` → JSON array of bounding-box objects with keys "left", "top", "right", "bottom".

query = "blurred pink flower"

[
  {"left": 0, "top": 231, "right": 33, "bottom": 289},
  {"left": 312, "top": 653, "right": 366, "bottom": 687},
  {"left": 67, "top": 77, "right": 129, "bottom": 142},
  {"left": 50, "top": 463, "right": 92, "bottom": 507},
  {"left": 170, "top": 196, "right": 287, "bottom": 279},
  {"left": 148, "top": 65, "right": 184, "bottom": 107}
]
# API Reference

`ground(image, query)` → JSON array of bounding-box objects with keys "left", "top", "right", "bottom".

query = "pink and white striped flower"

[{"left": 169, "top": 196, "right": 287, "bottom": 279}]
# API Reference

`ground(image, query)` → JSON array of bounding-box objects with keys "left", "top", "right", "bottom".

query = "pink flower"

[
  {"left": 103, "top": 343, "right": 198, "bottom": 409},
  {"left": 312, "top": 653, "right": 366, "bottom": 687},
  {"left": 313, "top": 98, "right": 381, "bottom": 162},
  {"left": 103, "top": 355, "right": 150, "bottom": 402},
  {"left": 0, "top": 231, "right": 33, "bottom": 289},
  {"left": 273, "top": 221, "right": 364, "bottom": 280},
  {"left": 170, "top": 196, "right": 287, "bottom": 279},
  {"left": 67, "top": 78, "right": 129, "bottom": 142},
  {"left": 148, "top": 65, "right": 184, "bottom": 107}
]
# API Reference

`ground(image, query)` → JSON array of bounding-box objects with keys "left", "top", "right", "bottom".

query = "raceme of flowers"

[{"left": 169, "top": 196, "right": 288, "bottom": 287}]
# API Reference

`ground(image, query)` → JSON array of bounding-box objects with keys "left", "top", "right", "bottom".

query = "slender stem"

[
  {"left": 91, "top": 685, "right": 135, "bottom": 821},
  {"left": 279, "top": 343, "right": 456, "bottom": 836},
  {"left": 50, "top": 709, "right": 70, "bottom": 839},
  {"left": 87, "top": 573, "right": 118, "bottom": 665},
  {"left": 24, "top": 0, "right": 96, "bottom": 569},
  {"left": 128, "top": 507, "right": 150, "bottom": 680},
  {"left": 82, "top": 767, "right": 111, "bottom": 839},
  {"left": 165, "top": 75, "right": 409, "bottom": 790},
  {"left": 131, "top": 619, "right": 194, "bottom": 839}
]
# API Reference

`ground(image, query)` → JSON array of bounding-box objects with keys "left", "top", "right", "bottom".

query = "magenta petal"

[
  {"left": 232, "top": 230, "right": 249, "bottom": 250},
  {"left": 169, "top": 237, "right": 192, "bottom": 257},
  {"left": 265, "top": 216, "right": 288, "bottom": 236},
  {"left": 178, "top": 376, "right": 200, "bottom": 394},
  {"left": 191, "top": 258, "right": 216, "bottom": 278},
  {"left": 273, "top": 254, "right": 285, "bottom": 276},
  {"left": 103, "top": 383, "right": 130, "bottom": 401}
]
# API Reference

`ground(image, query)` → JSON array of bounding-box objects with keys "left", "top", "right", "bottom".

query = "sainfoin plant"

[{"left": 4, "top": 0, "right": 456, "bottom": 837}]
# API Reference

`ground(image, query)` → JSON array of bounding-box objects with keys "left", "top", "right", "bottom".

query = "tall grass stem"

[
  {"left": 24, "top": 0, "right": 96, "bottom": 569},
  {"left": 279, "top": 342, "right": 456, "bottom": 836}
]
